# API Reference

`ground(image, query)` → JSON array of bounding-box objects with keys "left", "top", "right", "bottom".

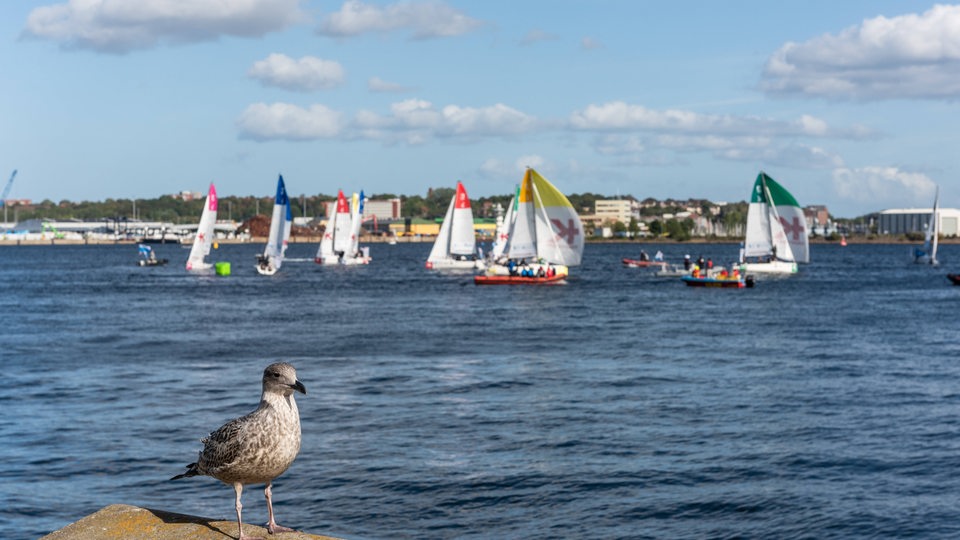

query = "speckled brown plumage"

[{"left": 172, "top": 362, "right": 306, "bottom": 540}]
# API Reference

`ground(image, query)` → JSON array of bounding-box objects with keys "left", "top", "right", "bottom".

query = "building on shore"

[{"left": 877, "top": 208, "right": 960, "bottom": 236}]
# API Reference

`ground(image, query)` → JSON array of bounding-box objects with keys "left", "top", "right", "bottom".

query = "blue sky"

[{"left": 2, "top": 0, "right": 957, "bottom": 217}]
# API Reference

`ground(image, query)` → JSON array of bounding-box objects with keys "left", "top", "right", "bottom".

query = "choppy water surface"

[{"left": 2, "top": 242, "right": 959, "bottom": 539}]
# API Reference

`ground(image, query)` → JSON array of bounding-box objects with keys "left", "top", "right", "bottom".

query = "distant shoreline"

[{"left": 0, "top": 236, "right": 948, "bottom": 246}]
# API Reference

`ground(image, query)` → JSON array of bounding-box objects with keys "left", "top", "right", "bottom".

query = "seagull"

[{"left": 172, "top": 362, "right": 306, "bottom": 540}]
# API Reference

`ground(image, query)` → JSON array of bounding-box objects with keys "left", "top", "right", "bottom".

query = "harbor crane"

[
  {"left": 1, "top": 169, "right": 15, "bottom": 206},
  {"left": 2, "top": 169, "right": 16, "bottom": 224}
]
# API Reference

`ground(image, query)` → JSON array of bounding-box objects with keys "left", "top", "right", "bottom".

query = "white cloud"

[
  {"left": 516, "top": 155, "right": 544, "bottom": 171},
  {"left": 762, "top": 5, "right": 960, "bottom": 100},
  {"left": 24, "top": 0, "right": 304, "bottom": 53},
  {"left": 478, "top": 155, "right": 546, "bottom": 181},
  {"left": 718, "top": 144, "right": 845, "bottom": 169},
  {"left": 248, "top": 54, "right": 344, "bottom": 91},
  {"left": 832, "top": 166, "right": 937, "bottom": 207},
  {"left": 569, "top": 101, "right": 871, "bottom": 141},
  {"left": 368, "top": 76, "right": 414, "bottom": 93},
  {"left": 581, "top": 37, "right": 602, "bottom": 50},
  {"left": 319, "top": 0, "right": 483, "bottom": 39},
  {"left": 519, "top": 29, "right": 559, "bottom": 46},
  {"left": 237, "top": 102, "right": 342, "bottom": 141},
  {"left": 240, "top": 99, "right": 536, "bottom": 143},
  {"left": 356, "top": 99, "right": 537, "bottom": 143}
]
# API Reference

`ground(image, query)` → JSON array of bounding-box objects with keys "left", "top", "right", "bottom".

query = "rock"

[{"left": 41, "top": 504, "right": 340, "bottom": 540}]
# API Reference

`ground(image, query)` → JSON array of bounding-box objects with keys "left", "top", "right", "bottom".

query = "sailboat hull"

[
  {"left": 426, "top": 259, "right": 485, "bottom": 271},
  {"left": 474, "top": 273, "right": 566, "bottom": 285},
  {"left": 485, "top": 263, "right": 568, "bottom": 277},
  {"left": 682, "top": 275, "right": 754, "bottom": 288},
  {"left": 739, "top": 260, "right": 797, "bottom": 274}
]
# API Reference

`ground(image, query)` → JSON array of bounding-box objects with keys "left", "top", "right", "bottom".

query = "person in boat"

[
  {"left": 707, "top": 258, "right": 713, "bottom": 270},
  {"left": 508, "top": 259, "right": 518, "bottom": 276},
  {"left": 691, "top": 265, "right": 700, "bottom": 278},
  {"left": 336, "top": 251, "right": 345, "bottom": 263},
  {"left": 683, "top": 254, "right": 691, "bottom": 270},
  {"left": 640, "top": 250, "right": 649, "bottom": 261},
  {"left": 654, "top": 250, "right": 664, "bottom": 262},
  {"left": 537, "top": 266, "right": 546, "bottom": 278}
]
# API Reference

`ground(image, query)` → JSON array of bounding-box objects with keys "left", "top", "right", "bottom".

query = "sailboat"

[
  {"left": 255, "top": 175, "right": 292, "bottom": 276},
  {"left": 477, "top": 167, "right": 583, "bottom": 284},
  {"left": 489, "top": 185, "right": 519, "bottom": 262},
  {"left": 426, "top": 181, "right": 485, "bottom": 271},
  {"left": 913, "top": 186, "right": 939, "bottom": 265},
  {"left": 739, "top": 172, "right": 808, "bottom": 275},
  {"left": 314, "top": 190, "right": 370, "bottom": 265},
  {"left": 185, "top": 183, "right": 218, "bottom": 271}
]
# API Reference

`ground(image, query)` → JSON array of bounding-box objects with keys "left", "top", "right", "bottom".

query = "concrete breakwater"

[{"left": 41, "top": 504, "right": 341, "bottom": 540}]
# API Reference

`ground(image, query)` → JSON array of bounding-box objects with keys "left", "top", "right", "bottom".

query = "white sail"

[
  {"left": 332, "top": 191, "right": 352, "bottom": 254},
  {"left": 498, "top": 168, "right": 583, "bottom": 269},
  {"left": 917, "top": 186, "right": 940, "bottom": 265},
  {"left": 931, "top": 190, "right": 940, "bottom": 264},
  {"left": 259, "top": 175, "right": 290, "bottom": 273},
  {"left": 427, "top": 193, "right": 456, "bottom": 264},
  {"left": 316, "top": 189, "right": 369, "bottom": 265},
  {"left": 505, "top": 178, "right": 538, "bottom": 260},
  {"left": 426, "top": 181, "right": 482, "bottom": 270},
  {"left": 490, "top": 188, "right": 517, "bottom": 260},
  {"left": 186, "top": 183, "right": 217, "bottom": 271},
  {"left": 740, "top": 172, "right": 806, "bottom": 274},
  {"left": 348, "top": 191, "right": 365, "bottom": 256}
]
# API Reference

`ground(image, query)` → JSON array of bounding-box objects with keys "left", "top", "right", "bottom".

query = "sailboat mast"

[
  {"left": 531, "top": 176, "right": 564, "bottom": 264},
  {"left": 760, "top": 174, "right": 785, "bottom": 259}
]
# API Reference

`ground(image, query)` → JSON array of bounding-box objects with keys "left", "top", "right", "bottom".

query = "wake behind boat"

[{"left": 738, "top": 171, "right": 808, "bottom": 275}]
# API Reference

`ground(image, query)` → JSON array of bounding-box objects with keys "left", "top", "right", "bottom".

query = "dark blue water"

[{"left": 2, "top": 242, "right": 960, "bottom": 539}]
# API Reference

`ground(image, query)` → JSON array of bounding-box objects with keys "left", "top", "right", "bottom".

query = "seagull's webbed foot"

[{"left": 264, "top": 482, "right": 297, "bottom": 535}]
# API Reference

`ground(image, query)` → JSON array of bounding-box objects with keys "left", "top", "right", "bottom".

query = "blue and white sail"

[{"left": 256, "top": 175, "right": 291, "bottom": 275}]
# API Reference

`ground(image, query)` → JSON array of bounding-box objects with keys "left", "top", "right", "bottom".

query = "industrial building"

[{"left": 877, "top": 208, "right": 960, "bottom": 236}]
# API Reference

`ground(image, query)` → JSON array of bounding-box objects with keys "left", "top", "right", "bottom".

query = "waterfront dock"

[{"left": 41, "top": 504, "right": 341, "bottom": 540}]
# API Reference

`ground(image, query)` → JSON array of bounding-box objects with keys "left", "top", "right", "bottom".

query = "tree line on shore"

[{"left": 9, "top": 187, "right": 875, "bottom": 241}]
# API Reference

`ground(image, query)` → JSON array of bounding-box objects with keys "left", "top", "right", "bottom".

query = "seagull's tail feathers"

[{"left": 170, "top": 462, "right": 200, "bottom": 481}]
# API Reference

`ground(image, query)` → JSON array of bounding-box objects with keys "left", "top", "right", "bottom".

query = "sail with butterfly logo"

[
  {"left": 480, "top": 167, "right": 583, "bottom": 281},
  {"left": 739, "top": 171, "right": 808, "bottom": 275}
]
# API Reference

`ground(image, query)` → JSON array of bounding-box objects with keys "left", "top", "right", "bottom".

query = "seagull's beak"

[{"left": 291, "top": 380, "right": 306, "bottom": 394}]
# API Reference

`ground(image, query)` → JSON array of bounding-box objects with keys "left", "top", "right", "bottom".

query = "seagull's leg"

[
  {"left": 235, "top": 482, "right": 264, "bottom": 540},
  {"left": 264, "top": 481, "right": 295, "bottom": 534}
]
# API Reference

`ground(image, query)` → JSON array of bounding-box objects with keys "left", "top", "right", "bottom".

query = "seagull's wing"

[{"left": 198, "top": 416, "right": 248, "bottom": 474}]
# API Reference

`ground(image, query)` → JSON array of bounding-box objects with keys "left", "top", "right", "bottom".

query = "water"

[{"left": 2, "top": 242, "right": 960, "bottom": 539}]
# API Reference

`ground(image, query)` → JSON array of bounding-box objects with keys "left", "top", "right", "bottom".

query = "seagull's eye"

[{"left": 270, "top": 371, "right": 280, "bottom": 377}]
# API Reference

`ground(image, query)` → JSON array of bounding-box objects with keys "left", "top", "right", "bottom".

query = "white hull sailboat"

[
  {"left": 739, "top": 172, "right": 808, "bottom": 275},
  {"left": 480, "top": 167, "right": 583, "bottom": 282},
  {"left": 315, "top": 190, "right": 371, "bottom": 265},
  {"left": 185, "top": 183, "right": 218, "bottom": 271},
  {"left": 913, "top": 186, "right": 939, "bottom": 265},
  {"left": 426, "top": 181, "right": 485, "bottom": 271},
  {"left": 256, "top": 175, "right": 292, "bottom": 276}
]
